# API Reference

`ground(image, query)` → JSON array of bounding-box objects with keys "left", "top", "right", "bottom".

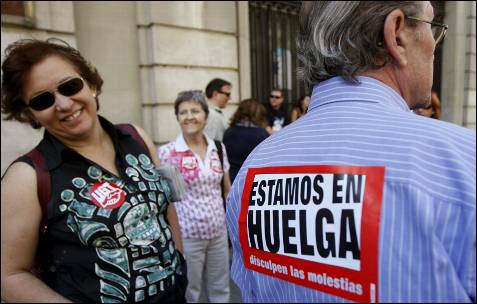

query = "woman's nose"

[{"left": 54, "top": 93, "right": 74, "bottom": 111}]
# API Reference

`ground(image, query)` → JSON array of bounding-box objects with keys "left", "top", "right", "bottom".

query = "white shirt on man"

[{"left": 204, "top": 103, "right": 228, "bottom": 141}]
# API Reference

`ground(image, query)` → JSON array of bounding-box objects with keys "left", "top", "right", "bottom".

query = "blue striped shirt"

[{"left": 226, "top": 76, "right": 476, "bottom": 303}]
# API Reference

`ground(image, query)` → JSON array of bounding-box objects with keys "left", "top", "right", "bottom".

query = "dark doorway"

[{"left": 249, "top": 1, "right": 308, "bottom": 116}]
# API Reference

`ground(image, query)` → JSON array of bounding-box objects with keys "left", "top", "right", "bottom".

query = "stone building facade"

[{"left": 1, "top": 1, "right": 475, "bottom": 175}]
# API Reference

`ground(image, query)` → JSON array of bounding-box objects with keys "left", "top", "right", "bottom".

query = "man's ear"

[{"left": 383, "top": 9, "right": 408, "bottom": 67}]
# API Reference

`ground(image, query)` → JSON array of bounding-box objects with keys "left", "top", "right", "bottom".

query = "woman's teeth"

[{"left": 64, "top": 109, "right": 82, "bottom": 121}]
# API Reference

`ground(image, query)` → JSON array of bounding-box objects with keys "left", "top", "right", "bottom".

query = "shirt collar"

[
  {"left": 208, "top": 102, "right": 223, "bottom": 114},
  {"left": 309, "top": 76, "right": 411, "bottom": 113},
  {"left": 174, "top": 132, "right": 218, "bottom": 154},
  {"left": 40, "top": 115, "right": 128, "bottom": 170}
]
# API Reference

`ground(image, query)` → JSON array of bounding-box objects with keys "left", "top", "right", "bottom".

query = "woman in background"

[
  {"left": 414, "top": 91, "right": 441, "bottom": 119},
  {"left": 223, "top": 98, "right": 269, "bottom": 184},
  {"left": 290, "top": 95, "right": 310, "bottom": 122},
  {"left": 157, "top": 90, "right": 231, "bottom": 303}
]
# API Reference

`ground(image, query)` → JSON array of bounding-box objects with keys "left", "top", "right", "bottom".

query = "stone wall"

[
  {"left": 464, "top": 1, "right": 476, "bottom": 129},
  {"left": 74, "top": 1, "right": 143, "bottom": 127},
  {"left": 1, "top": 1, "right": 76, "bottom": 175},
  {"left": 136, "top": 1, "right": 246, "bottom": 144}
]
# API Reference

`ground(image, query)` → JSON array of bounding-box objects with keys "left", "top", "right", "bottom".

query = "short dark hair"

[
  {"left": 174, "top": 90, "right": 209, "bottom": 116},
  {"left": 296, "top": 95, "right": 309, "bottom": 108},
  {"left": 205, "top": 78, "right": 231, "bottom": 98},
  {"left": 1, "top": 38, "right": 104, "bottom": 129}
]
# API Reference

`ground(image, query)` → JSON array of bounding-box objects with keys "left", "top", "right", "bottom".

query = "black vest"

[{"left": 16, "top": 116, "right": 187, "bottom": 303}]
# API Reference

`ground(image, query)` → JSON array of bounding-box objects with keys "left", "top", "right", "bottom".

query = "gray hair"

[
  {"left": 174, "top": 90, "right": 209, "bottom": 116},
  {"left": 297, "top": 1, "right": 422, "bottom": 85}
]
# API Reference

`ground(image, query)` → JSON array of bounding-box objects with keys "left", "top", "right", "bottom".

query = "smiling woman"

[
  {"left": 157, "top": 89, "right": 232, "bottom": 303},
  {"left": 0, "top": 38, "right": 188, "bottom": 303}
]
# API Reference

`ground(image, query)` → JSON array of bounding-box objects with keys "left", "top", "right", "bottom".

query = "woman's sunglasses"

[{"left": 27, "top": 77, "right": 85, "bottom": 111}]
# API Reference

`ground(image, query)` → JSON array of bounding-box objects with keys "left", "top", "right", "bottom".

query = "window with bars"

[
  {"left": 1, "top": 1, "right": 35, "bottom": 27},
  {"left": 1, "top": 1, "right": 25, "bottom": 16},
  {"left": 249, "top": 1, "right": 309, "bottom": 115},
  {"left": 249, "top": 1, "right": 445, "bottom": 109}
]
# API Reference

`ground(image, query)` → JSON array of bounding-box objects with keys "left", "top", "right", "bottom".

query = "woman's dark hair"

[
  {"left": 295, "top": 95, "right": 310, "bottom": 113},
  {"left": 230, "top": 98, "right": 268, "bottom": 128},
  {"left": 1, "top": 38, "right": 104, "bottom": 129}
]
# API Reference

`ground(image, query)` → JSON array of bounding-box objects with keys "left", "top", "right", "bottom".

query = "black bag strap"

[
  {"left": 214, "top": 140, "right": 223, "bottom": 168},
  {"left": 26, "top": 148, "right": 50, "bottom": 235},
  {"left": 116, "top": 123, "right": 148, "bottom": 152},
  {"left": 25, "top": 147, "right": 51, "bottom": 278},
  {"left": 214, "top": 140, "right": 226, "bottom": 210}
]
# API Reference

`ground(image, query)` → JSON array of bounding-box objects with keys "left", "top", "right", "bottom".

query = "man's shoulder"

[
  {"left": 413, "top": 115, "right": 475, "bottom": 146},
  {"left": 207, "top": 108, "right": 222, "bottom": 120}
]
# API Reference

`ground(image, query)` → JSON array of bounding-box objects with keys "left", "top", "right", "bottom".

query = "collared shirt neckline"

[
  {"left": 174, "top": 133, "right": 218, "bottom": 171},
  {"left": 41, "top": 116, "right": 131, "bottom": 171},
  {"left": 174, "top": 132, "right": 217, "bottom": 154},
  {"left": 309, "top": 76, "right": 411, "bottom": 113},
  {"left": 209, "top": 102, "right": 223, "bottom": 114}
]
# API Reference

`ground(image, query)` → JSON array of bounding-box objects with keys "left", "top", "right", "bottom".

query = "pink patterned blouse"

[{"left": 157, "top": 133, "right": 230, "bottom": 239}]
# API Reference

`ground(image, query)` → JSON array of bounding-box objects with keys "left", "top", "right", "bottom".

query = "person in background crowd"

[
  {"left": 204, "top": 78, "right": 232, "bottom": 141},
  {"left": 1, "top": 38, "right": 187, "bottom": 303},
  {"left": 226, "top": 1, "right": 475, "bottom": 303},
  {"left": 290, "top": 95, "right": 311, "bottom": 122},
  {"left": 414, "top": 90, "right": 441, "bottom": 119},
  {"left": 157, "top": 90, "right": 231, "bottom": 303},
  {"left": 223, "top": 98, "right": 269, "bottom": 184},
  {"left": 265, "top": 88, "right": 290, "bottom": 134}
]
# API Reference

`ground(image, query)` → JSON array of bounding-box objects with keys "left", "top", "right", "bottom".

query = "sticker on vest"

[
  {"left": 182, "top": 156, "right": 198, "bottom": 170},
  {"left": 239, "top": 165, "right": 385, "bottom": 303},
  {"left": 210, "top": 157, "right": 223, "bottom": 173},
  {"left": 90, "top": 181, "right": 126, "bottom": 209}
]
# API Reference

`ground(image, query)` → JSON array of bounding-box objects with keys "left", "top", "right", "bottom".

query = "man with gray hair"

[{"left": 226, "top": 1, "right": 475, "bottom": 303}]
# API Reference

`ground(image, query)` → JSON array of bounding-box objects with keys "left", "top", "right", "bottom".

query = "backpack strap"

[
  {"left": 116, "top": 123, "right": 148, "bottom": 152},
  {"left": 25, "top": 148, "right": 50, "bottom": 235},
  {"left": 214, "top": 140, "right": 226, "bottom": 210}
]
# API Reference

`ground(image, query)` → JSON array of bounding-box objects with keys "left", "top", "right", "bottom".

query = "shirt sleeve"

[
  {"left": 463, "top": 212, "right": 476, "bottom": 301},
  {"left": 433, "top": 195, "right": 476, "bottom": 302}
]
